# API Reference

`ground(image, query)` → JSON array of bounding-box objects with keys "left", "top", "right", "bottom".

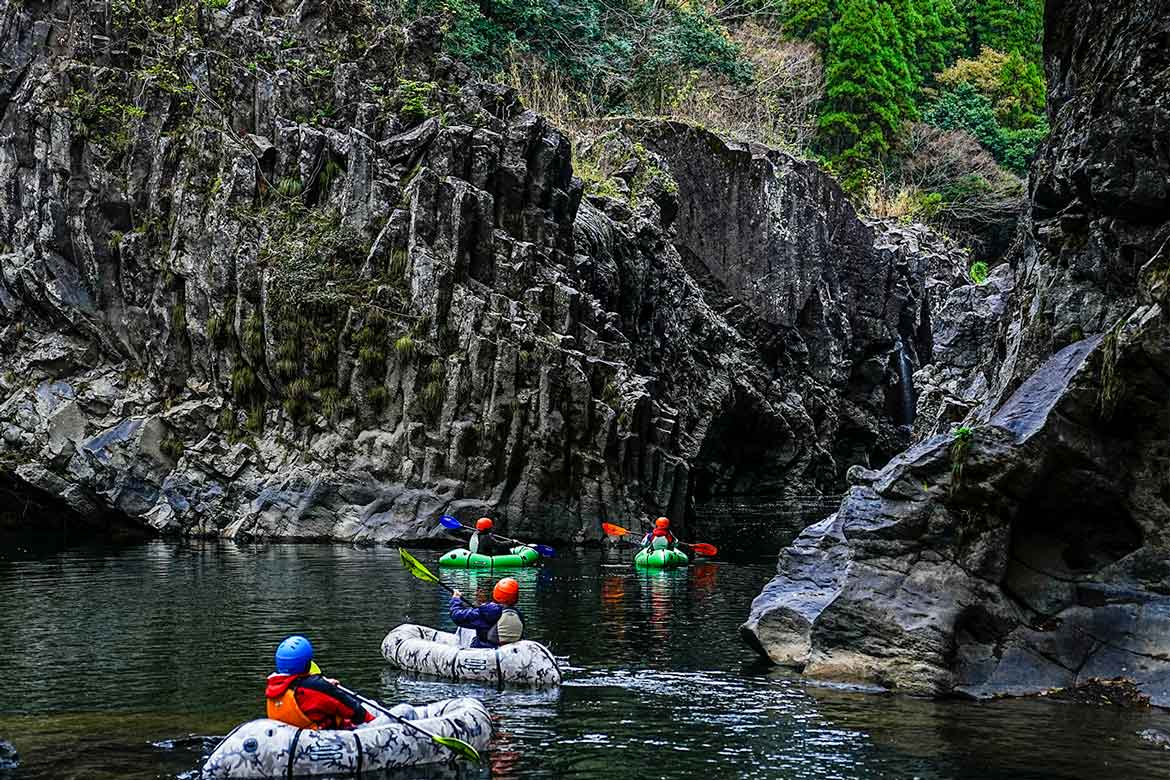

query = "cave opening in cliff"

[
  {"left": 0, "top": 473, "right": 149, "bottom": 550},
  {"left": 689, "top": 388, "right": 816, "bottom": 553},
  {"left": 1003, "top": 463, "right": 1141, "bottom": 617}
]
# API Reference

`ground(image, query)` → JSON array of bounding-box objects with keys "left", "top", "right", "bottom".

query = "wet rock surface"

[
  {"left": 0, "top": 3, "right": 964, "bottom": 544},
  {"left": 0, "top": 739, "right": 17, "bottom": 771},
  {"left": 744, "top": 0, "right": 1170, "bottom": 705}
]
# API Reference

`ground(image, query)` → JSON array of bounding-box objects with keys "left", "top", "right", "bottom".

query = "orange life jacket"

[{"left": 266, "top": 687, "right": 319, "bottom": 729}]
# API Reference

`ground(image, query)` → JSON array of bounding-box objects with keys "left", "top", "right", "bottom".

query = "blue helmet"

[{"left": 275, "top": 635, "right": 314, "bottom": 674}]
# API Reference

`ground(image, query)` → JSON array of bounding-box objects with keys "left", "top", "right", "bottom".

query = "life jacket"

[
  {"left": 650, "top": 529, "right": 674, "bottom": 550},
  {"left": 267, "top": 686, "right": 319, "bottom": 729},
  {"left": 265, "top": 673, "right": 363, "bottom": 730},
  {"left": 487, "top": 607, "right": 525, "bottom": 646},
  {"left": 470, "top": 531, "right": 508, "bottom": 556}
]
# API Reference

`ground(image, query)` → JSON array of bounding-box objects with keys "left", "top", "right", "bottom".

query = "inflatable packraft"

[
  {"left": 438, "top": 546, "right": 540, "bottom": 569},
  {"left": 201, "top": 697, "right": 491, "bottom": 778},
  {"left": 382, "top": 624, "right": 562, "bottom": 687},
  {"left": 634, "top": 548, "right": 689, "bottom": 569}
]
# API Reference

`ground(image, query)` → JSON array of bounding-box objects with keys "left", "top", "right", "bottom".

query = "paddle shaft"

[
  {"left": 333, "top": 683, "right": 480, "bottom": 761},
  {"left": 605, "top": 522, "right": 714, "bottom": 555},
  {"left": 436, "top": 579, "right": 474, "bottom": 607},
  {"left": 460, "top": 525, "right": 540, "bottom": 553}
]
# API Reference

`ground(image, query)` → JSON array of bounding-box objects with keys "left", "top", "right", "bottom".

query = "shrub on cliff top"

[
  {"left": 406, "top": 0, "right": 749, "bottom": 111},
  {"left": 969, "top": 260, "right": 989, "bottom": 285},
  {"left": 395, "top": 79, "right": 437, "bottom": 120},
  {"left": 923, "top": 82, "right": 1047, "bottom": 174},
  {"left": 937, "top": 46, "right": 1045, "bottom": 129},
  {"left": 873, "top": 123, "right": 1025, "bottom": 242}
]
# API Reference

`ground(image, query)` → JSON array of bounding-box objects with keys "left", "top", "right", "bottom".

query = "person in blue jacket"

[{"left": 450, "top": 577, "right": 525, "bottom": 648}]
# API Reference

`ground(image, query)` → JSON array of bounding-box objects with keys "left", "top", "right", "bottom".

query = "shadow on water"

[{"left": 2, "top": 540, "right": 1170, "bottom": 779}]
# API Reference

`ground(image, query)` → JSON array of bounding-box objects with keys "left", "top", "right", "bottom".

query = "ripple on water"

[{"left": 3, "top": 542, "right": 1170, "bottom": 779}]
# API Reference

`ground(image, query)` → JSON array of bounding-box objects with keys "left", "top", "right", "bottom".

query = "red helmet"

[
  {"left": 655, "top": 517, "right": 670, "bottom": 529},
  {"left": 493, "top": 577, "right": 519, "bottom": 605},
  {"left": 476, "top": 517, "right": 493, "bottom": 532}
]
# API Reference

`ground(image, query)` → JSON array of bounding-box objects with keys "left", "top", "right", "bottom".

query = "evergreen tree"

[
  {"left": 916, "top": 0, "right": 965, "bottom": 80},
  {"left": 819, "top": 0, "right": 914, "bottom": 176},
  {"left": 961, "top": 0, "right": 1044, "bottom": 63},
  {"left": 781, "top": 0, "right": 835, "bottom": 46},
  {"left": 885, "top": 0, "right": 922, "bottom": 118}
]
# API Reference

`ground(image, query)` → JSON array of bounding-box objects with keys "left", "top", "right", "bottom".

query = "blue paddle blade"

[
  {"left": 535, "top": 544, "right": 556, "bottom": 557},
  {"left": 438, "top": 515, "right": 463, "bottom": 530}
]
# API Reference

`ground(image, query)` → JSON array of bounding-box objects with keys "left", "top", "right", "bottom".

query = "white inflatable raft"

[
  {"left": 201, "top": 697, "right": 491, "bottom": 778},
  {"left": 382, "top": 624, "right": 563, "bottom": 687}
]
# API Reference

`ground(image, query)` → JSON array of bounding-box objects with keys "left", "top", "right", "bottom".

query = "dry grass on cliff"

[
  {"left": 862, "top": 124, "right": 1026, "bottom": 228},
  {"left": 499, "top": 22, "right": 824, "bottom": 157}
]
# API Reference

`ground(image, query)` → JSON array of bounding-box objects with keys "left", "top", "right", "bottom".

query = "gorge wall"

[
  {"left": 743, "top": 0, "right": 1170, "bottom": 704},
  {"left": 0, "top": 1, "right": 963, "bottom": 545}
]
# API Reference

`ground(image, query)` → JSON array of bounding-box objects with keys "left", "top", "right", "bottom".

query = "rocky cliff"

[
  {"left": 0, "top": 1, "right": 962, "bottom": 545},
  {"left": 743, "top": 0, "right": 1170, "bottom": 705}
]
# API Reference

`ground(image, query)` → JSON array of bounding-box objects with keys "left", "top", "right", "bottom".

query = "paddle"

[
  {"left": 438, "top": 515, "right": 556, "bottom": 558},
  {"left": 600, "top": 522, "right": 718, "bottom": 557},
  {"left": 677, "top": 541, "right": 718, "bottom": 557},
  {"left": 399, "top": 548, "right": 469, "bottom": 603},
  {"left": 331, "top": 682, "right": 482, "bottom": 764}
]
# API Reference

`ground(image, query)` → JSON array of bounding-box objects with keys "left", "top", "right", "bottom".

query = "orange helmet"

[
  {"left": 655, "top": 517, "right": 670, "bottom": 529},
  {"left": 493, "top": 577, "right": 519, "bottom": 605},
  {"left": 476, "top": 517, "right": 493, "bottom": 532}
]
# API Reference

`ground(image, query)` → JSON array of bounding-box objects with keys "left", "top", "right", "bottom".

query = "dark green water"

[{"left": 1, "top": 541, "right": 1169, "bottom": 779}]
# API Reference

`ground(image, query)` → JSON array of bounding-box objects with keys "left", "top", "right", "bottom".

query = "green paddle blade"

[
  {"left": 431, "top": 734, "right": 482, "bottom": 763},
  {"left": 399, "top": 547, "right": 441, "bottom": 585}
]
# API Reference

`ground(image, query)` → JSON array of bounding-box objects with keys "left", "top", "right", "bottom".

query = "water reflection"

[{"left": 2, "top": 541, "right": 1170, "bottom": 779}]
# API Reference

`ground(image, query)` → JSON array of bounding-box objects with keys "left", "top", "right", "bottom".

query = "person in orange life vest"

[
  {"left": 467, "top": 517, "right": 510, "bottom": 556},
  {"left": 450, "top": 577, "right": 525, "bottom": 648},
  {"left": 639, "top": 517, "right": 677, "bottom": 550},
  {"left": 265, "top": 635, "right": 375, "bottom": 730}
]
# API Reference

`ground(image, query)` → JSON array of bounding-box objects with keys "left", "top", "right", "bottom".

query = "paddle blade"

[
  {"left": 690, "top": 542, "right": 718, "bottom": 557},
  {"left": 438, "top": 515, "right": 463, "bottom": 530},
  {"left": 432, "top": 735, "right": 482, "bottom": 763},
  {"left": 399, "top": 548, "right": 441, "bottom": 585},
  {"left": 534, "top": 544, "right": 557, "bottom": 558},
  {"left": 601, "top": 522, "right": 631, "bottom": 537}
]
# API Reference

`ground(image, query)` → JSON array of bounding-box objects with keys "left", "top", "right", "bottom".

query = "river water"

[{"left": 1, "top": 541, "right": 1169, "bottom": 779}]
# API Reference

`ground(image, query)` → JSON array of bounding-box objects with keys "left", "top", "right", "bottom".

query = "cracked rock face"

[
  {"left": 0, "top": 3, "right": 963, "bottom": 545},
  {"left": 743, "top": 0, "right": 1170, "bottom": 705}
]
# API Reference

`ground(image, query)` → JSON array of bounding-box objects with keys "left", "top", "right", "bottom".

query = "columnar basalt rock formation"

[
  {"left": 0, "top": 2, "right": 963, "bottom": 545},
  {"left": 743, "top": 0, "right": 1170, "bottom": 705}
]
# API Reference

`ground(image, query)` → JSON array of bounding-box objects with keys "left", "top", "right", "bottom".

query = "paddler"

[
  {"left": 467, "top": 516, "right": 510, "bottom": 556},
  {"left": 265, "top": 635, "right": 376, "bottom": 730},
  {"left": 450, "top": 577, "right": 525, "bottom": 648},
  {"left": 639, "top": 516, "right": 678, "bottom": 551}
]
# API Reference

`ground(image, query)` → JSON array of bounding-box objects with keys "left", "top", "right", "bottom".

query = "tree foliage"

[
  {"left": 957, "top": 0, "right": 1044, "bottom": 64},
  {"left": 401, "top": 0, "right": 1048, "bottom": 233},
  {"left": 405, "top": 0, "right": 750, "bottom": 109},
  {"left": 923, "top": 82, "right": 1047, "bottom": 174},
  {"left": 768, "top": 0, "right": 1045, "bottom": 180},
  {"left": 819, "top": 0, "right": 916, "bottom": 177},
  {"left": 938, "top": 46, "right": 1045, "bottom": 129},
  {"left": 780, "top": 0, "right": 832, "bottom": 45}
]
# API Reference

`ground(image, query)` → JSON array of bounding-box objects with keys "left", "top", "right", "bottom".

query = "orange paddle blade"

[
  {"left": 601, "top": 522, "right": 632, "bottom": 536},
  {"left": 689, "top": 542, "right": 718, "bottom": 557}
]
